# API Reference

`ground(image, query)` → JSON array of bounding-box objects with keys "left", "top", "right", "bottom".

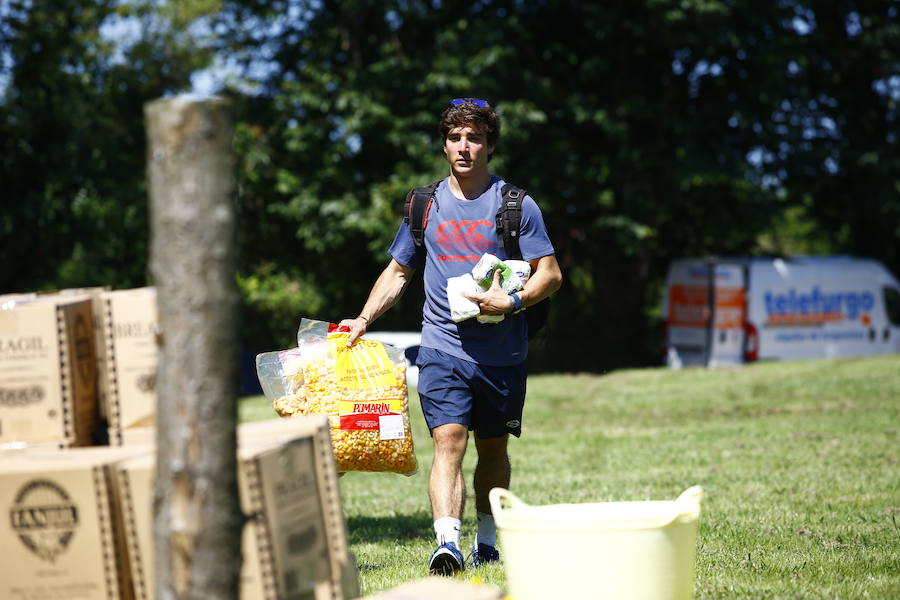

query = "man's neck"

[{"left": 448, "top": 171, "right": 493, "bottom": 200}]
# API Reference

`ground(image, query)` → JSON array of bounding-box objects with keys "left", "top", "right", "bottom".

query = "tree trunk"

[{"left": 146, "top": 96, "right": 242, "bottom": 600}]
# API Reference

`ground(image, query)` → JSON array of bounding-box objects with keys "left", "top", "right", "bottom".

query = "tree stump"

[{"left": 145, "top": 95, "right": 241, "bottom": 600}]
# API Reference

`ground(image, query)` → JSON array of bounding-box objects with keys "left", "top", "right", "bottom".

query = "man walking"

[{"left": 341, "top": 98, "right": 562, "bottom": 575}]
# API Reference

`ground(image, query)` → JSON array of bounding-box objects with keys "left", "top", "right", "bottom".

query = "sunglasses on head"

[{"left": 450, "top": 98, "right": 490, "bottom": 107}]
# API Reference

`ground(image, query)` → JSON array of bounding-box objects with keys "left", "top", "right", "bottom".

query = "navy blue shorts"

[{"left": 416, "top": 346, "right": 527, "bottom": 438}]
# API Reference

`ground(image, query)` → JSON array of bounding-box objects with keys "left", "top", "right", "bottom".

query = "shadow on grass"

[{"left": 346, "top": 511, "right": 433, "bottom": 545}]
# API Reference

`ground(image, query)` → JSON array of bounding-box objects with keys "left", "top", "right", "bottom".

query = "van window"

[{"left": 884, "top": 287, "right": 900, "bottom": 326}]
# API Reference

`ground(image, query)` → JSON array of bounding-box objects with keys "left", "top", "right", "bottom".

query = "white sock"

[
  {"left": 434, "top": 517, "right": 461, "bottom": 549},
  {"left": 475, "top": 511, "right": 496, "bottom": 547}
]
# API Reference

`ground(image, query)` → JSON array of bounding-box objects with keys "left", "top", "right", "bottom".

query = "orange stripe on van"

[
  {"left": 765, "top": 312, "right": 843, "bottom": 326},
  {"left": 668, "top": 285, "right": 745, "bottom": 329}
]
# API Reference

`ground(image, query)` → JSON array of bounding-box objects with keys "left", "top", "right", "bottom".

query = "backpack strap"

[
  {"left": 496, "top": 183, "right": 526, "bottom": 260},
  {"left": 403, "top": 181, "right": 440, "bottom": 247},
  {"left": 496, "top": 183, "right": 552, "bottom": 342}
]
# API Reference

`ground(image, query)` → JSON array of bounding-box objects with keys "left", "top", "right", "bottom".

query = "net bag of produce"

[{"left": 255, "top": 318, "right": 418, "bottom": 475}]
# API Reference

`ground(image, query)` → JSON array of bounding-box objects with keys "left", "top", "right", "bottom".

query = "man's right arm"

[{"left": 340, "top": 259, "right": 416, "bottom": 345}]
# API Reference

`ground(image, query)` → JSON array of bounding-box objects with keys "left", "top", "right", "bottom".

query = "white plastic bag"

[
  {"left": 472, "top": 253, "right": 503, "bottom": 288},
  {"left": 474, "top": 255, "right": 530, "bottom": 322},
  {"left": 505, "top": 260, "right": 532, "bottom": 286},
  {"left": 447, "top": 273, "right": 482, "bottom": 323}
]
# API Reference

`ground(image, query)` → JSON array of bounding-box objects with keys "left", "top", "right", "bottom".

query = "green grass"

[{"left": 240, "top": 355, "right": 900, "bottom": 598}]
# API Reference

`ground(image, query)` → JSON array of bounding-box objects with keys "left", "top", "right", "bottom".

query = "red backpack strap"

[{"left": 403, "top": 181, "right": 440, "bottom": 247}]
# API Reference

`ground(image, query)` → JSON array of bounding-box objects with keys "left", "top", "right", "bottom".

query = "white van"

[{"left": 661, "top": 256, "right": 900, "bottom": 367}]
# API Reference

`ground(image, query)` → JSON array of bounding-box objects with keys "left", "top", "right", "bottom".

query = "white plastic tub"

[{"left": 490, "top": 486, "right": 703, "bottom": 600}]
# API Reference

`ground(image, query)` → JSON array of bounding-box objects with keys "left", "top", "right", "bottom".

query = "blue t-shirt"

[{"left": 388, "top": 176, "right": 555, "bottom": 366}]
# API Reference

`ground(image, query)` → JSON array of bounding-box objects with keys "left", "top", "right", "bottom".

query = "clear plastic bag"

[{"left": 256, "top": 318, "right": 418, "bottom": 475}]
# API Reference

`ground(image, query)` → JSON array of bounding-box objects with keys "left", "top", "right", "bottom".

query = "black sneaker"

[
  {"left": 470, "top": 541, "right": 500, "bottom": 567},
  {"left": 429, "top": 542, "right": 465, "bottom": 575}
]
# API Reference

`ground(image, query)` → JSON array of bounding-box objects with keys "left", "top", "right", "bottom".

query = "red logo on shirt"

[{"left": 435, "top": 220, "right": 494, "bottom": 255}]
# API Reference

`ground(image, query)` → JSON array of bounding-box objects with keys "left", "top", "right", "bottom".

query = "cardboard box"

[
  {"left": 48, "top": 287, "right": 111, "bottom": 421},
  {"left": 0, "top": 439, "right": 65, "bottom": 454},
  {"left": 0, "top": 295, "right": 99, "bottom": 446},
  {"left": 0, "top": 293, "right": 37, "bottom": 309},
  {"left": 118, "top": 416, "right": 338, "bottom": 449},
  {"left": 115, "top": 416, "right": 359, "bottom": 600},
  {"left": 239, "top": 418, "right": 359, "bottom": 600},
  {"left": 0, "top": 446, "right": 151, "bottom": 600},
  {"left": 117, "top": 426, "right": 156, "bottom": 447},
  {"left": 97, "top": 288, "right": 158, "bottom": 445},
  {"left": 361, "top": 578, "right": 504, "bottom": 600}
]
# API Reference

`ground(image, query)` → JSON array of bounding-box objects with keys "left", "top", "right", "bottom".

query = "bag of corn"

[{"left": 255, "top": 318, "right": 418, "bottom": 476}]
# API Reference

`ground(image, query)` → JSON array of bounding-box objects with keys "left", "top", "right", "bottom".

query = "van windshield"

[{"left": 884, "top": 287, "right": 900, "bottom": 327}]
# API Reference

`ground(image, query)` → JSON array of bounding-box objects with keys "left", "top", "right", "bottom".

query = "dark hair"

[{"left": 439, "top": 100, "right": 501, "bottom": 160}]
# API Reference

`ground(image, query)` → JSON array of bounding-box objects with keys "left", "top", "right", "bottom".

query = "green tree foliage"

[
  {"left": 217, "top": 1, "right": 899, "bottom": 369},
  {"left": 0, "top": 0, "right": 214, "bottom": 291},
  {"left": 763, "top": 4, "right": 900, "bottom": 270},
  {"left": 3, "top": 1, "right": 897, "bottom": 371}
]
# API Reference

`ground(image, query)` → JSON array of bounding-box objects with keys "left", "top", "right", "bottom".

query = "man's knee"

[
  {"left": 432, "top": 423, "right": 469, "bottom": 457},
  {"left": 474, "top": 434, "right": 509, "bottom": 465}
]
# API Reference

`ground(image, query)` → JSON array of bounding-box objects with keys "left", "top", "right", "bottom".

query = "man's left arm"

[
  {"left": 515, "top": 195, "right": 561, "bottom": 308},
  {"left": 518, "top": 254, "right": 562, "bottom": 308}
]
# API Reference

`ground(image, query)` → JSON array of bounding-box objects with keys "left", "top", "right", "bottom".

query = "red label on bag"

[{"left": 340, "top": 412, "right": 400, "bottom": 430}]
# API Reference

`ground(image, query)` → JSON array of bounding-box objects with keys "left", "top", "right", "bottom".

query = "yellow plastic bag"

[{"left": 256, "top": 318, "right": 418, "bottom": 475}]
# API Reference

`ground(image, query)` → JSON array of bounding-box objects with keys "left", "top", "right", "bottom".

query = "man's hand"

[
  {"left": 338, "top": 316, "right": 369, "bottom": 347},
  {"left": 463, "top": 269, "right": 514, "bottom": 315}
]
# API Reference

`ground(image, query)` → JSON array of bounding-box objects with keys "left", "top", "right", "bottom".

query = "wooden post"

[{"left": 145, "top": 96, "right": 242, "bottom": 600}]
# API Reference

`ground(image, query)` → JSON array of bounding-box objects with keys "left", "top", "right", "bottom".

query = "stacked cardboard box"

[
  {"left": 0, "top": 286, "right": 159, "bottom": 450},
  {"left": 46, "top": 287, "right": 110, "bottom": 420},
  {"left": 1, "top": 417, "right": 359, "bottom": 599},
  {"left": 115, "top": 416, "right": 359, "bottom": 600},
  {"left": 237, "top": 416, "right": 358, "bottom": 599},
  {"left": 0, "top": 446, "right": 151, "bottom": 600},
  {"left": 0, "top": 294, "right": 99, "bottom": 448},
  {"left": 0, "top": 292, "right": 37, "bottom": 308},
  {"left": 95, "top": 287, "right": 158, "bottom": 445}
]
